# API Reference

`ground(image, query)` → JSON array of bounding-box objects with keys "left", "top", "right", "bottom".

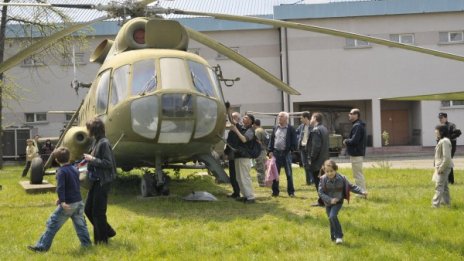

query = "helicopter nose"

[{"left": 130, "top": 94, "right": 218, "bottom": 142}]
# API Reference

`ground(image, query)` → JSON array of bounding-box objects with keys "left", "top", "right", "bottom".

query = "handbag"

[{"left": 264, "top": 157, "right": 279, "bottom": 186}]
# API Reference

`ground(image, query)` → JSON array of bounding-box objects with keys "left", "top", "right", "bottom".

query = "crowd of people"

[
  {"left": 21, "top": 109, "right": 460, "bottom": 250},
  {"left": 223, "top": 108, "right": 461, "bottom": 244}
]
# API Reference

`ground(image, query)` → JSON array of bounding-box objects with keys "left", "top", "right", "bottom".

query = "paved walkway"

[{"left": 335, "top": 155, "right": 464, "bottom": 169}]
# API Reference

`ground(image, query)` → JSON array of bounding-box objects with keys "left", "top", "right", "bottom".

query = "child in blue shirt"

[
  {"left": 28, "top": 147, "right": 91, "bottom": 252},
  {"left": 318, "top": 160, "right": 367, "bottom": 244}
]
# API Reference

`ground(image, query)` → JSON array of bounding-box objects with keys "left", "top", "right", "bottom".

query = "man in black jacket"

[
  {"left": 307, "top": 112, "right": 329, "bottom": 206},
  {"left": 268, "top": 111, "right": 298, "bottom": 197},
  {"left": 439, "top": 112, "right": 461, "bottom": 184},
  {"left": 343, "top": 108, "right": 367, "bottom": 192}
]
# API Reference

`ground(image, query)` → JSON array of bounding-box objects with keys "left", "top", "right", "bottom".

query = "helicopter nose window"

[
  {"left": 161, "top": 94, "right": 193, "bottom": 117},
  {"left": 131, "top": 59, "right": 157, "bottom": 95},
  {"left": 194, "top": 96, "right": 218, "bottom": 138},
  {"left": 188, "top": 61, "right": 217, "bottom": 97},
  {"left": 131, "top": 95, "right": 159, "bottom": 139},
  {"left": 160, "top": 58, "right": 190, "bottom": 90}
]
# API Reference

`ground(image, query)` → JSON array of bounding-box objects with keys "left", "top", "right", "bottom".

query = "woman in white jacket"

[{"left": 432, "top": 124, "right": 453, "bottom": 208}]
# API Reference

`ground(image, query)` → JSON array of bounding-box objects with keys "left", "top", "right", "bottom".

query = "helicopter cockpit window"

[
  {"left": 159, "top": 58, "right": 190, "bottom": 90},
  {"left": 96, "top": 70, "right": 111, "bottom": 115},
  {"left": 188, "top": 61, "right": 217, "bottom": 97},
  {"left": 131, "top": 59, "right": 157, "bottom": 95},
  {"left": 111, "top": 65, "right": 130, "bottom": 105}
]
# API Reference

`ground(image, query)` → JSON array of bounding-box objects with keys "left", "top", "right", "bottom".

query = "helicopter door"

[{"left": 95, "top": 69, "right": 111, "bottom": 116}]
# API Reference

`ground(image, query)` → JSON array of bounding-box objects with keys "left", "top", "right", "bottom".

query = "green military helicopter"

[{"left": 1, "top": 0, "right": 463, "bottom": 197}]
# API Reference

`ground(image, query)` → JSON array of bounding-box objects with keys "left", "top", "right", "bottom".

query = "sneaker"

[
  {"left": 244, "top": 198, "right": 256, "bottom": 204},
  {"left": 271, "top": 193, "right": 279, "bottom": 197},
  {"left": 335, "top": 238, "right": 343, "bottom": 244},
  {"left": 289, "top": 193, "right": 295, "bottom": 198},
  {"left": 27, "top": 245, "right": 46, "bottom": 252}
]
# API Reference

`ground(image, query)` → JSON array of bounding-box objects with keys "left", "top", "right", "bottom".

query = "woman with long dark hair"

[
  {"left": 83, "top": 117, "right": 117, "bottom": 244},
  {"left": 432, "top": 124, "right": 452, "bottom": 208}
]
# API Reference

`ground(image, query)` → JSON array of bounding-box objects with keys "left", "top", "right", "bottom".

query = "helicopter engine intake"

[{"left": 62, "top": 126, "right": 92, "bottom": 161}]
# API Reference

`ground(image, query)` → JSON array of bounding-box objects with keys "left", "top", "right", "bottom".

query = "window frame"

[
  {"left": 441, "top": 100, "right": 464, "bottom": 108},
  {"left": 344, "top": 38, "right": 371, "bottom": 49},
  {"left": 438, "top": 31, "right": 464, "bottom": 45},
  {"left": 25, "top": 112, "right": 48, "bottom": 123},
  {"left": 390, "top": 33, "right": 415, "bottom": 44},
  {"left": 216, "top": 47, "right": 239, "bottom": 60}
]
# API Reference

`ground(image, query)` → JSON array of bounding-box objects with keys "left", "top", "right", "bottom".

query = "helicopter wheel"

[
  {"left": 141, "top": 173, "right": 154, "bottom": 197},
  {"left": 30, "top": 157, "right": 44, "bottom": 184},
  {"left": 154, "top": 175, "right": 170, "bottom": 196}
]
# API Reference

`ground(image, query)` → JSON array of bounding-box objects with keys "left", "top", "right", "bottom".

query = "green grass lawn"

[{"left": 1, "top": 163, "right": 463, "bottom": 260}]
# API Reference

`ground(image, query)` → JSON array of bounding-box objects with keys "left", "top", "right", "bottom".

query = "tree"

[{"left": 0, "top": 1, "right": 89, "bottom": 168}]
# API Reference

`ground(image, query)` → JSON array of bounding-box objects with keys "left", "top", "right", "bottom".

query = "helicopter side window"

[
  {"left": 159, "top": 58, "right": 191, "bottom": 90},
  {"left": 111, "top": 65, "right": 130, "bottom": 105},
  {"left": 131, "top": 59, "right": 157, "bottom": 95},
  {"left": 96, "top": 70, "right": 111, "bottom": 115},
  {"left": 188, "top": 61, "right": 217, "bottom": 97}
]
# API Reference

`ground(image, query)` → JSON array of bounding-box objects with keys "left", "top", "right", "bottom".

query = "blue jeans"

[
  {"left": 326, "top": 203, "right": 343, "bottom": 240},
  {"left": 272, "top": 150, "right": 295, "bottom": 195},
  {"left": 35, "top": 201, "right": 91, "bottom": 250}
]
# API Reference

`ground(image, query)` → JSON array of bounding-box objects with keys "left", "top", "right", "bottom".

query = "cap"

[{"left": 438, "top": 112, "right": 447, "bottom": 118}]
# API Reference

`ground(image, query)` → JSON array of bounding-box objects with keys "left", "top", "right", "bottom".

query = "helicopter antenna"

[
  {"left": 70, "top": 44, "right": 92, "bottom": 94},
  {"left": 72, "top": 44, "right": 77, "bottom": 94}
]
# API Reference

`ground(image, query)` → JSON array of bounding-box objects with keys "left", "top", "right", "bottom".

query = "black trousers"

[
  {"left": 85, "top": 181, "right": 115, "bottom": 244},
  {"left": 228, "top": 159, "right": 240, "bottom": 196},
  {"left": 312, "top": 169, "right": 324, "bottom": 205},
  {"left": 449, "top": 141, "right": 457, "bottom": 184}
]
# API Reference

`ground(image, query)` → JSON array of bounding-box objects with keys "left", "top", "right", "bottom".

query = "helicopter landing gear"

[
  {"left": 141, "top": 173, "right": 154, "bottom": 197},
  {"left": 154, "top": 158, "right": 170, "bottom": 196},
  {"left": 140, "top": 158, "right": 170, "bottom": 197}
]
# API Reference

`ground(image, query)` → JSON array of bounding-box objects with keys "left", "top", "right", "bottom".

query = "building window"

[
  {"left": 21, "top": 56, "right": 45, "bottom": 67},
  {"left": 344, "top": 38, "right": 371, "bottom": 49},
  {"left": 61, "top": 52, "right": 86, "bottom": 66},
  {"left": 390, "top": 33, "right": 414, "bottom": 44},
  {"left": 439, "top": 31, "right": 464, "bottom": 44},
  {"left": 216, "top": 47, "right": 239, "bottom": 60},
  {"left": 441, "top": 100, "right": 464, "bottom": 107},
  {"left": 25, "top": 112, "right": 47, "bottom": 123}
]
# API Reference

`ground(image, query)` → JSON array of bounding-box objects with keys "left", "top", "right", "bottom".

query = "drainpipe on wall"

[{"left": 279, "top": 27, "right": 292, "bottom": 122}]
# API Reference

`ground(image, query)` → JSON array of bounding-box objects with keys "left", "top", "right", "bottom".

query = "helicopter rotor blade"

[
  {"left": 0, "top": 3, "right": 95, "bottom": 9},
  {"left": 140, "top": 0, "right": 158, "bottom": 5},
  {"left": 185, "top": 28, "right": 300, "bottom": 95},
  {"left": 0, "top": 15, "right": 109, "bottom": 74},
  {"left": 171, "top": 9, "right": 464, "bottom": 63}
]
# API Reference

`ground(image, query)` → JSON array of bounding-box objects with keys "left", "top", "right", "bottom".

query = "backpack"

[{"left": 247, "top": 138, "right": 262, "bottom": 159}]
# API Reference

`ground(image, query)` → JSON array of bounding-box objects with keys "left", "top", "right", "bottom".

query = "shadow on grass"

[{"left": 106, "top": 172, "right": 329, "bottom": 229}]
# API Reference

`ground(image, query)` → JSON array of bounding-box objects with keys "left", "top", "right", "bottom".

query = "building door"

[{"left": 381, "top": 110, "right": 409, "bottom": 145}]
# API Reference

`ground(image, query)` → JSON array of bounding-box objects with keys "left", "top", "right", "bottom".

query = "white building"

[{"left": 3, "top": 0, "right": 463, "bottom": 158}]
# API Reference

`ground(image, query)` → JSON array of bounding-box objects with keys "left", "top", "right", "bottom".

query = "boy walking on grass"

[
  {"left": 28, "top": 147, "right": 91, "bottom": 252},
  {"left": 318, "top": 160, "right": 367, "bottom": 244}
]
